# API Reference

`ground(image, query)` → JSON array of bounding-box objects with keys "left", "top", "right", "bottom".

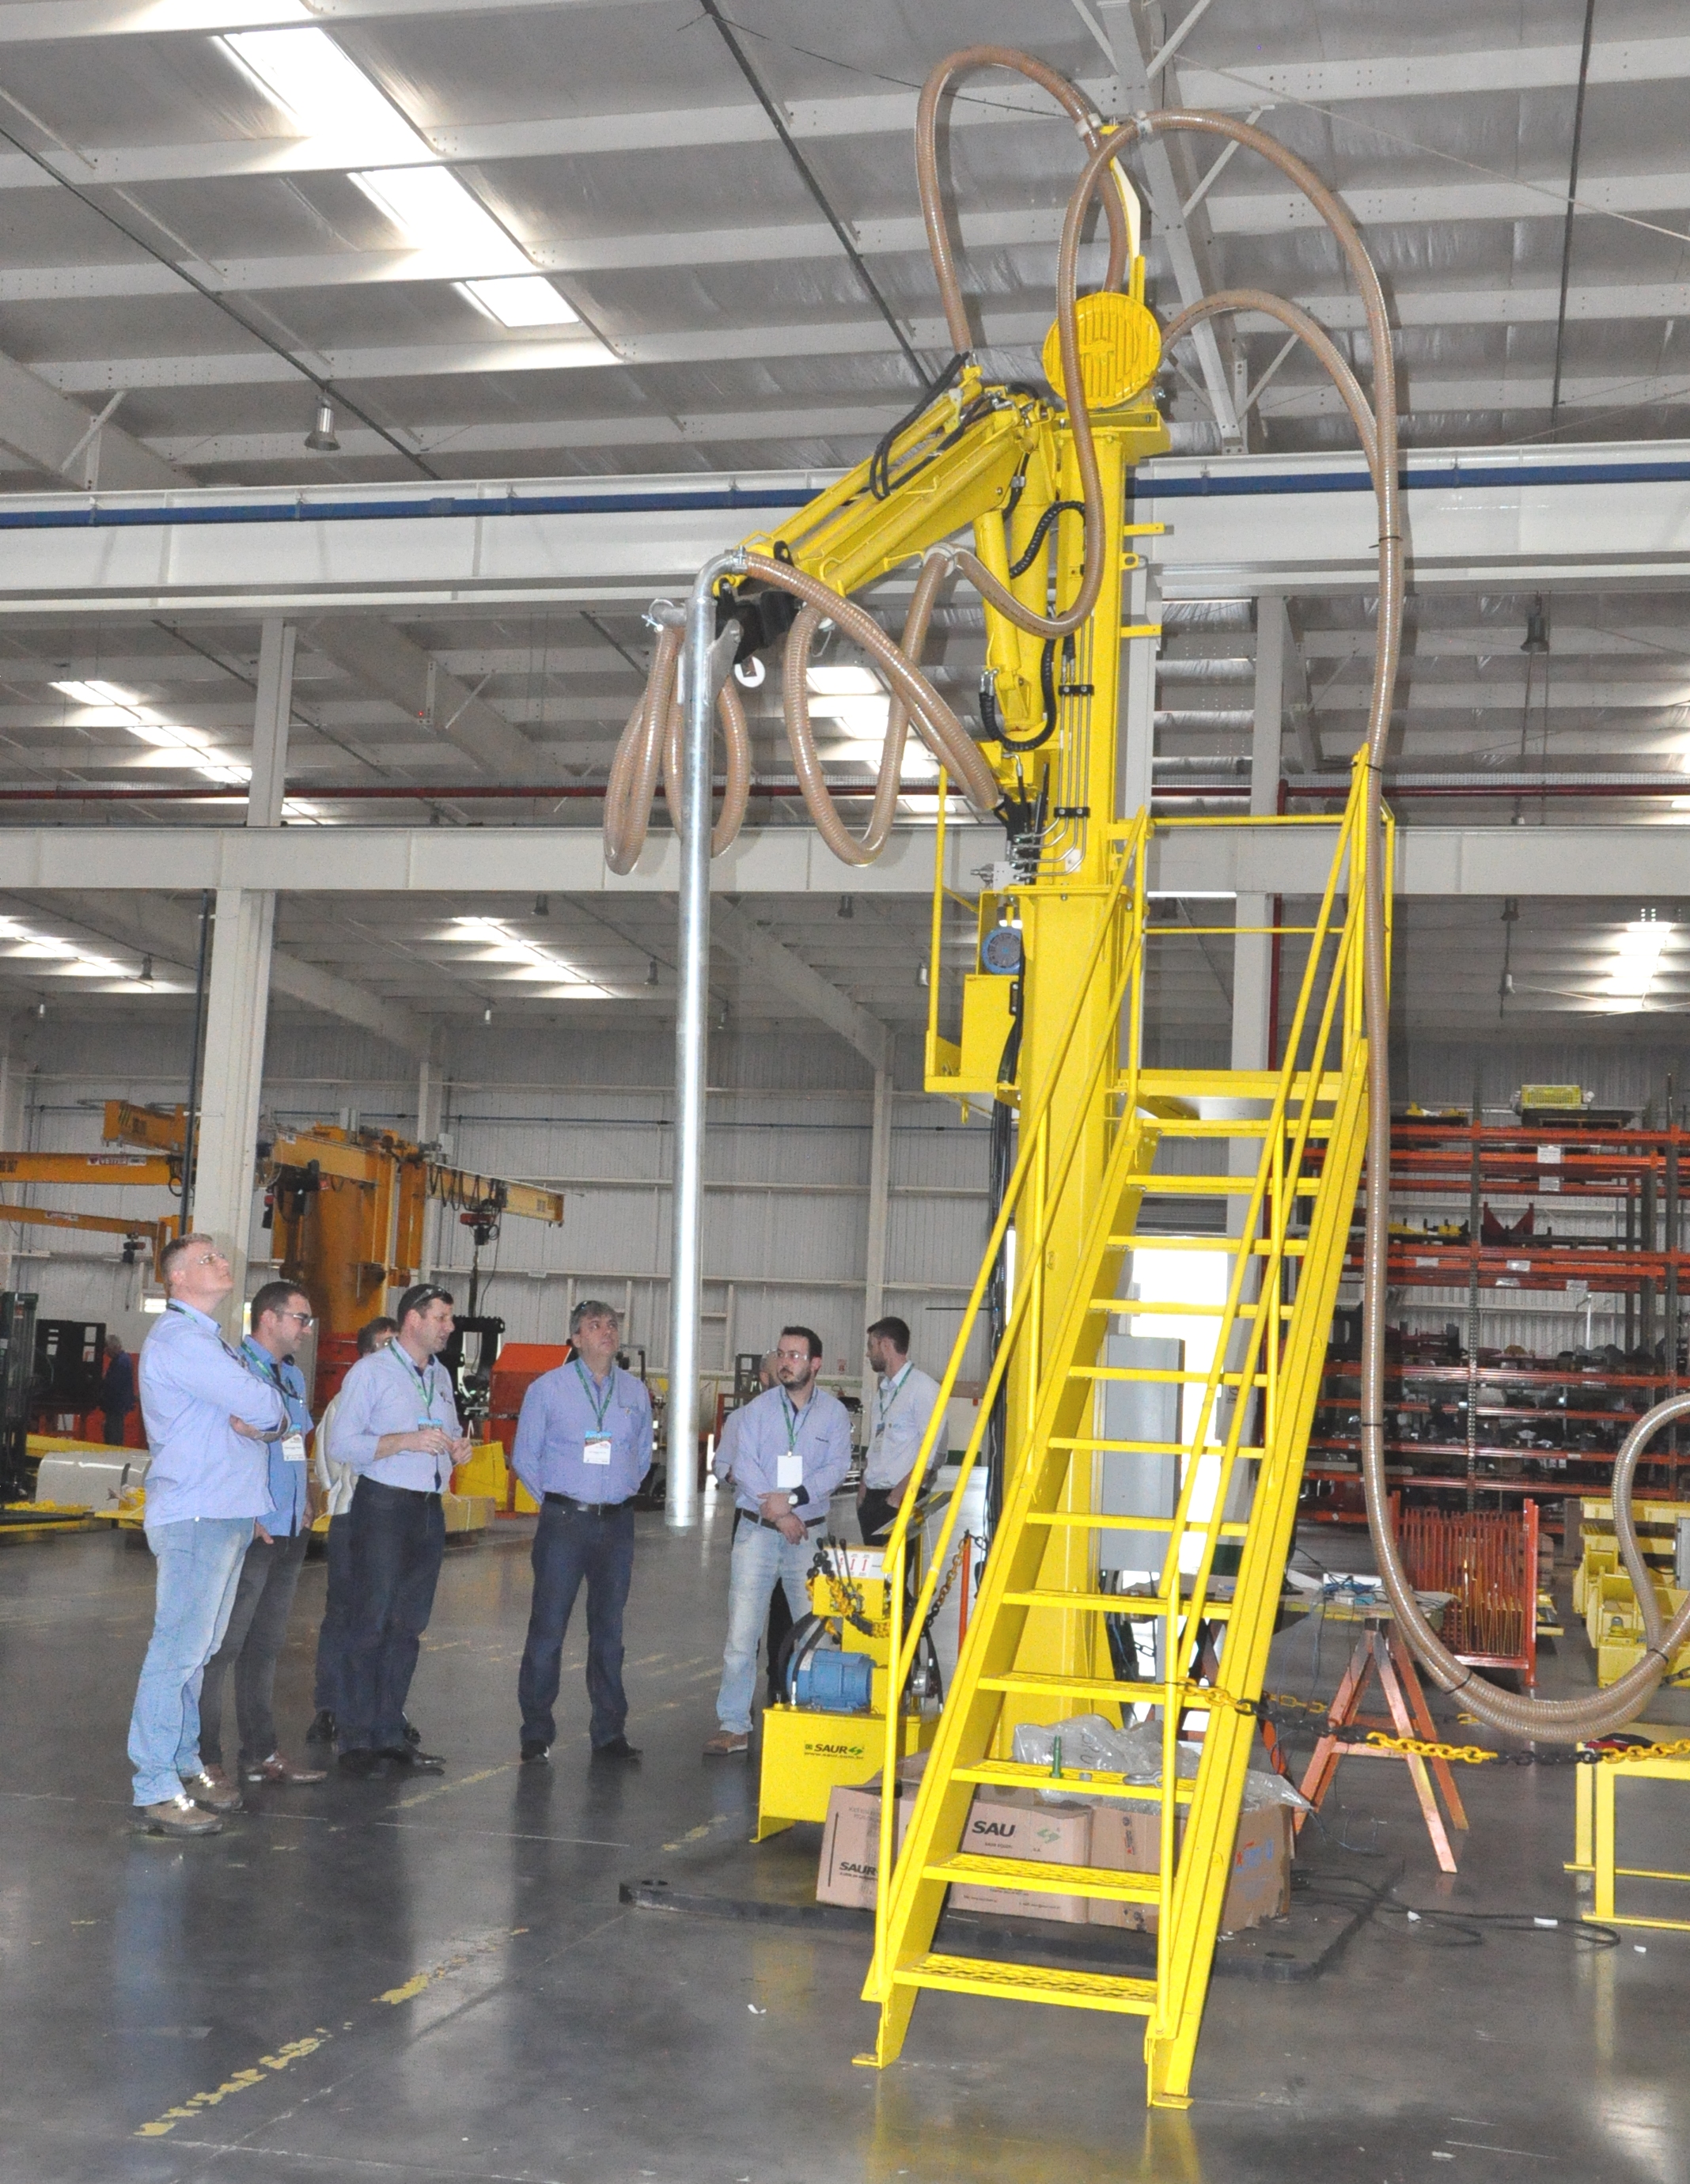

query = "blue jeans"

[
  {"left": 339, "top": 1478, "right": 445, "bottom": 1754},
  {"left": 313, "top": 1513, "right": 354, "bottom": 1716},
  {"left": 127, "top": 1516, "right": 253, "bottom": 1807},
  {"left": 715, "top": 1519, "right": 817, "bottom": 1735},
  {"left": 517, "top": 1499, "right": 636, "bottom": 1748}
]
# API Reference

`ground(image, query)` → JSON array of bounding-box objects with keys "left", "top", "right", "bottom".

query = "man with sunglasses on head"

[
  {"left": 195, "top": 1281, "right": 328, "bottom": 1795},
  {"left": 704, "top": 1326, "right": 851, "bottom": 1757},
  {"left": 330, "top": 1283, "right": 472, "bottom": 1776},
  {"left": 128, "top": 1233, "right": 293, "bottom": 1838}
]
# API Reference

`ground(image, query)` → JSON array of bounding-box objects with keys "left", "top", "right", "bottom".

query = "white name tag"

[
  {"left": 584, "top": 1436, "right": 613, "bottom": 1467},
  {"left": 776, "top": 1450, "right": 803, "bottom": 1490},
  {"left": 282, "top": 1432, "right": 307, "bottom": 1465}
]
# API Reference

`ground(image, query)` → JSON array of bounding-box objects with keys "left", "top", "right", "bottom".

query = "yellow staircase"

[{"left": 862, "top": 768, "right": 1384, "bottom": 2106}]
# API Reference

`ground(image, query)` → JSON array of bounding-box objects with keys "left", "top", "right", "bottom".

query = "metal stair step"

[
  {"left": 999, "top": 1588, "right": 1233, "bottom": 1622},
  {"left": 951, "top": 1758, "right": 1195, "bottom": 1803},
  {"left": 892, "top": 1953, "right": 1158, "bottom": 2015},
  {"left": 924, "top": 1853, "right": 1161, "bottom": 1902}
]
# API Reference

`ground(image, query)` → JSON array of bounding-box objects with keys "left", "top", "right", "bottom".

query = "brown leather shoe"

[
  {"left": 703, "top": 1730, "right": 751, "bottom": 1756},
  {"left": 243, "top": 1751, "right": 328, "bottom": 1785},
  {"left": 183, "top": 1766, "right": 241, "bottom": 1811},
  {"left": 135, "top": 1793, "right": 222, "bottom": 1838}
]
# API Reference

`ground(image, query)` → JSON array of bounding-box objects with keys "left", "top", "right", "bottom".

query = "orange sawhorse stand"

[{"left": 1295, "top": 1606, "right": 1468, "bottom": 1873}]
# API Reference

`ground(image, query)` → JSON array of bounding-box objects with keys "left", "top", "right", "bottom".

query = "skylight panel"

[
  {"left": 460, "top": 276, "right": 580, "bottom": 328},
  {"left": 221, "top": 28, "right": 421, "bottom": 163}
]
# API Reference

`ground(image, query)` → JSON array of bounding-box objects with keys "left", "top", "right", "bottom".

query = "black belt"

[
  {"left": 544, "top": 1492, "right": 629, "bottom": 1516},
  {"left": 751, "top": 1512, "right": 824, "bottom": 1534}
]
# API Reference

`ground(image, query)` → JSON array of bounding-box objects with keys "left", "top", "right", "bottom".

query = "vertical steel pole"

[{"left": 666, "top": 551, "right": 741, "bottom": 1528}]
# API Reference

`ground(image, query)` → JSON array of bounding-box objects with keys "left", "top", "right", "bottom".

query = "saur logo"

[
  {"left": 805, "top": 1739, "right": 868, "bottom": 1758},
  {"left": 972, "top": 1820, "right": 1017, "bottom": 1838}
]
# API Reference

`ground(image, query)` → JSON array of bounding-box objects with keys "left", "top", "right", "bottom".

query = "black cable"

[
  {"left": 1008, "top": 499, "right": 1086, "bottom": 578},
  {"left": 696, "top": 0, "right": 929, "bottom": 386},
  {"left": 1548, "top": 0, "right": 1599, "bottom": 437},
  {"left": 869, "top": 351, "right": 968, "bottom": 501},
  {"left": 0, "top": 120, "right": 438, "bottom": 479}
]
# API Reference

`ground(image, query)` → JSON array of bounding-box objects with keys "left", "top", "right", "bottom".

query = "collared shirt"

[
  {"left": 240, "top": 1337, "right": 313, "bottom": 1537},
  {"left": 313, "top": 1391, "right": 358, "bottom": 1519},
  {"left": 728, "top": 1381, "right": 853, "bottom": 1522},
  {"left": 332, "top": 1341, "right": 463, "bottom": 1494},
  {"left": 138, "top": 1300, "right": 289, "bottom": 1529},
  {"left": 862, "top": 1361, "right": 944, "bottom": 1489},
  {"left": 712, "top": 1400, "right": 747, "bottom": 1486},
  {"left": 512, "top": 1358, "right": 653, "bottom": 1505}
]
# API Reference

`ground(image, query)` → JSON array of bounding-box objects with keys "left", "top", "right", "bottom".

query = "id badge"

[
  {"left": 584, "top": 1436, "right": 612, "bottom": 1467},
  {"left": 776, "top": 1450, "right": 803, "bottom": 1491},
  {"left": 281, "top": 1431, "right": 307, "bottom": 1465}
]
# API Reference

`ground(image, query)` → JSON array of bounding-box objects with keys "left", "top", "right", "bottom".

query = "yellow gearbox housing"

[{"left": 1042, "top": 286, "right": 1162, "bottom": 410}]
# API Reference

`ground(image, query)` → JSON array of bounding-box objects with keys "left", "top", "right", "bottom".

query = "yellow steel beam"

[
  {"left": 0, "top": 1152, "right": 176, "bottom": 1187},
  {"left": 0, "top": 1204, "right": 168, "bottom": 1242},
  {"left": 103, "top": 1099, "right": 186, "bottom": 1153}
]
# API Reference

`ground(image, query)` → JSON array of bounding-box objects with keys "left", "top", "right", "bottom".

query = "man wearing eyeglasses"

[
  {"left": 195, "top": 1281, "right": 328, "bottom": 1794},
  {"left": 512, "top": 1300, "right": 652, "bottom": 1766},
  {"left": 703, "top": 1326, "right": 851, "bottom": 1757},
  {"left": 128, "top": 1233, "right": 292, "bottom": 1838},
  {"left": 331, "top": 1283, "right": 472, "bottom": 1776}
]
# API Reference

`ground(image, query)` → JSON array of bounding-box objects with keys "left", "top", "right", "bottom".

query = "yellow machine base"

[{"left": 755, "top": 1705, "right": 937, "bottom": 1843}]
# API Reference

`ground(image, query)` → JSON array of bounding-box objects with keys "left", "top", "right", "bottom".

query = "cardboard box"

[
  {"left": 816, "top": 1754, "right": 928, "bottom": 1909},
  {"left": 947, "top": 1787, "right": 1094, "bottom": 1924},
  {"left": 1087, "top": 1798, "right": 1292, "bottom": 1932}
]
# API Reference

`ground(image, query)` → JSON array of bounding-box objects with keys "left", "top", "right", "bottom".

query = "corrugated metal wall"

[{"left": 3, "top": 1020, "right": 993, "bottom": 1382}]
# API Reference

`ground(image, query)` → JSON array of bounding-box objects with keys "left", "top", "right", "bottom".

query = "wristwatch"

[{"left": 786, "top": 1490, "right": 801, "bottom": 1509}]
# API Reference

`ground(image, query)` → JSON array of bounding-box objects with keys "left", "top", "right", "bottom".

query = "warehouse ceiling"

[{"left": 2, "top": 0, "right": 1689, "bottom": 1043}]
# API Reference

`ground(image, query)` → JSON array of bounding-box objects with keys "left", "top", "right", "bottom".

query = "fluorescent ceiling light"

[
  {"left": 52, "top": 677, "right": 138, "bottom": 706},
  {"left": 221, "top": 28, "right": 419, "bottom": 162},
  {"left": 53, "top": 679, "right": 247, "bottom": 784},
  {"left": 447, "top": 916, "right": 609, "bottom": 999},
  {"left": 0, "top": 912, "right": 176, "bottom": 991},
  {"left": 1605, "top": 914, "right": 1673, "bottom": 1004},
  {"left": 353, "top": 168, "right": 528, "bottom": 274},
  {"left": 460, "top": 275, "right": 579, "bottom": 328}
]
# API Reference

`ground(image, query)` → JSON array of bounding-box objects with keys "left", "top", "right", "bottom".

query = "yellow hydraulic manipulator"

[{"left": 600, "top": 46, "right": 1412, "bottom": 2107}]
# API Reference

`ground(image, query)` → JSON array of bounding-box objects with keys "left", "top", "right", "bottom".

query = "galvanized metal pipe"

[{"left": 665, "top": 551, "right": 741, "bottom": 1529}]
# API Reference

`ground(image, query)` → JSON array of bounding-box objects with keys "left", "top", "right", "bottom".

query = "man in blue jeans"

[
  {"left": 512, "top": 1299, "right": 652, "bottom": 1765},
  {"left": 329, "top": 1284, "right": 471, "bottom": 1777},
  {"left": 704, "top": 1326, "right": 852, "bottom": 1756},
  {"left": 129, "top": 1232, "right": 290, "bottom": 1837}
]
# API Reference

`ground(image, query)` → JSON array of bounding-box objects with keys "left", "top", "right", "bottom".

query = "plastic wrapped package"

[{"left": 1011, "top": 1713, "right": 1311, "bottom": 1812}]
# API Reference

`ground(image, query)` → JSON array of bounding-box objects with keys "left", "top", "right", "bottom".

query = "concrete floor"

[{"left": 5, "top": 1486, "right": 1689, "bottom": 2184}]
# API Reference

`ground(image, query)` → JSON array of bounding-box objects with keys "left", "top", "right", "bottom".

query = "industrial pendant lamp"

[
  {"left": 305, "top": 399, "right": 341, "bottom": 452},
  {"left": 1521, "top": 600, "right": 1549, "bottom": 655}
]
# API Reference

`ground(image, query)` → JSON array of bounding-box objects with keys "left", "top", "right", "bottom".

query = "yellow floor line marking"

[
  {"left": 376, "top": 1925, "right": 528, "bottom": 2005},
  {"left": 661, "top": 1812, "right": 735, "bottom": 1853},
  {"left": 393, "top": 1760, "right": 517, "bottom": 1810},
  {"left": 134, "top": 2032, "right": 329, "bottom": 2138}
]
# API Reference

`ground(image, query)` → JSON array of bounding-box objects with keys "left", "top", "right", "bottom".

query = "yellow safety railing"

[{"left": 867, "top": 755, "right": 1388, "bottom": 2001}]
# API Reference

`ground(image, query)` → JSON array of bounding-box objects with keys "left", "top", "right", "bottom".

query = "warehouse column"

[
  {"left": 860, "top": 1067, "right": 892, "bottom": 1417},
  {"left": 0, "top": 1050, "right": 27, "bottom": 1291},
  {"left": 188, "top": 620, "right": 293, "bottom": 1329},
  {"left": 1120, "top": 563, "right": 1159, "bottom": 816}
]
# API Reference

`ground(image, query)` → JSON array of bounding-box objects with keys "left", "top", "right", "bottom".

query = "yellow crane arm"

[{"left": 0, "top": 1152, "right": 176, "bottom": 1187}]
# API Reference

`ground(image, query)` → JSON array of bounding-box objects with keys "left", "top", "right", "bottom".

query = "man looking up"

[
  {"left": 196, "top": 1282, "right": 327, "bottom": 1792},
  {"left": 332, "top": 1284, "right": 471, "bottom": 1777},
  {"left": 513, "top": 1300, "right": 652, "bottom": 1766},
  {"left": 128, "top": 1234, "right": 290, "bottom": 1838},
  {"left": 704, "top": 1326, "right": 851, "bottom": 1757},
  {"left": 858, "top": 1316, "right": 943, "bottom": 1545}
]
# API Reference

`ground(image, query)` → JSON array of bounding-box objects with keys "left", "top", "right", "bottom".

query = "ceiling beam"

[
  {"left": 0, "top": 75, "right": 1120, "bottom": 191},
  {"left": 0, "top": 348, "right": 186, "bottom": 490},
  {"left": 709, "top": 898, "right": 892, "bottom": 1074},
  {"left": 305, "top": 620, "right": 536, "bottom": 778},
  {"left": 33, "top": 309, "right": 1056, "bottom": 394},
  {"left": 1178, "top": 35, "right": 1690, "bottom": 109},
  {"left": 1207, "top": 169, "right": 1690, "bottom": 236},
  {"left": 0, "top": 0, "right": 656, "bottom": 41}
]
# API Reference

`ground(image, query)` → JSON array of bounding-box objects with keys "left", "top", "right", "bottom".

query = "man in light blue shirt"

[
  {"left": 129, "top": 1232, "right": 290, "bottom": 1838},
  {"left": 513, "top": 1299, "right": 652, "bottom": 1765},
  {"left": 330, "top": 1282, "right": 471, "bottom": 1776},
  {"left": 196, "top": 1281, "right": 328, "bottom": 1792},
  {"left": 704, "top": 1325, "right": 852, "bottom": 1755}
]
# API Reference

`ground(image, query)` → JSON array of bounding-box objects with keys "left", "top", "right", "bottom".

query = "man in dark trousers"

[
  {"left": 100, "top": 1332, "right": 135, "bottom": 1445},
  {"left": 513, "top": 1299, "right": 652, "bottom": 1764},
  {"left": 197, "top": 1281, "right": 328, "bottom": 1790},
  {"left": 306, "top": 1315, "right": 397, "bottom": 1749},
  {"left": 330, "top": 1284, "right": 471, "bottom": 1777}
]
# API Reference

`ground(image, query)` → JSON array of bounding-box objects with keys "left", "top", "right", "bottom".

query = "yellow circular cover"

[{"left": 1042, "top": 291, "right": 1162, "bottom": 410}]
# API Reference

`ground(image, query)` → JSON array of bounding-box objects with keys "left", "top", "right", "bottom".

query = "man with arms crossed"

[
  {"left": 129, "top": 1233, "right": 290, "bottom": 1838},
  {"left": 331, "top": 1284, "right": 471, "bottom": 1776},
  {"left": 197, "top": 1281, "right": 328, "bottom": 1790},
  {"left": 513, "top": 1300, "right": 652, "bottom": 1765},
  {"left": 858, "top": 1315, "right": 943, "bottom": 1545},
  {"left": 704, "top": 1326, "right": 851, "bottom": 1756}
]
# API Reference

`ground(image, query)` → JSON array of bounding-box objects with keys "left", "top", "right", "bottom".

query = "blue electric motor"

[{"left": 792, "top": 1647, "right": 874, "bottom": 1713}]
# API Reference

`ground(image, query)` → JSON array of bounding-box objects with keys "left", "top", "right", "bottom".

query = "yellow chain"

[
  {"left": 1365, "top": 1732, "right": 1497, "bottom": 1765},
  {"left": 1589, "top": 1736, "right": 1690, "bottom": 1765}
]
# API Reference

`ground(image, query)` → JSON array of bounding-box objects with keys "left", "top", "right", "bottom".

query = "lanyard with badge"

[
  {"left": 247, "top": 1343, "right": 308, "bottom": 1466},
  {"left": 392, "top": 1345, "right": 449, "bottom": 1484},
  {"left": 574, "top": 1359, "right": 616, "bottom": 1467},
  {"left": 873, "top": 1362, "right": 911, "bottom": 1452},
  {"left": 777, "top": 1395, "right": 805, "bottom": 1490}
]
